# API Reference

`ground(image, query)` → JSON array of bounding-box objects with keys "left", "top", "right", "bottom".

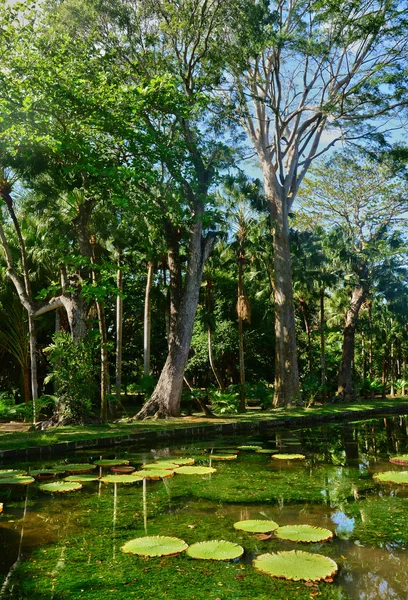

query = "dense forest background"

[{"left": 0, "top": 0, "right": 407, "bottom": 423}]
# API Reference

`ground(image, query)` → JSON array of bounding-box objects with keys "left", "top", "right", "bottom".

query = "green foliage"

[
  {"left": 44, "top": 332, "right": 99, "bottom": 422},
  {"left": 210, "top": 389, "right": 240, "bottom": 415},
  {"left": 186, "top": 540, "right": 244, "bottom": 561},
  {"left": 253, "top": 551, "right": 338, "bottom": 582}
]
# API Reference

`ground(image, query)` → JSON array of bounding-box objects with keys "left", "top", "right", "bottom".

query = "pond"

[{"left": 1, "top": 414, "right": 408, "bottom": 600}]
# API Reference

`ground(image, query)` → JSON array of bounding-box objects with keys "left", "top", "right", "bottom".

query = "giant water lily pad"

[
  {"left": 373, "top": 471, "right": 408, "bottom": 485},
  {"left": 133, "top": 469, "right": 174, "bottom": 480},
  {"left": 121, "top": 536, "right": 188, "bottom": 557},
  {"left": 0, "top": 476, "right": 34, "bottom": 485},
  {"left": 94, "top": 459, "right": 130, "bottom": 467},
  {"left": 255, "top": 449, "right": 275, "bottom": 454},
  {"left": 142, "top": 462, "right": 178, "bottom": 470},
  {"left": 167, "top": 458, "right": 195, "bottom": 466},
  {"left": 187, "top": 540, "right": 244, "bottom": 561},
  {"left": 0, "top": 469, "right": 27, "bottom": 477},
  {"left": 389, "top": 455, "right": 408, "bottom": 466},
  {"left": 39, "top": 482, "right": 83, "bottom": 493},
  {"left": 253, "top": 550, "right": 338, "bottom": 581},
  {"left": 30, "top": 470, "right": 59, "bottom": 479},
  {"left": 176, "top": 466, "right": 216, "bottom": 475},
  {"left": 237, "top": 445, "right": 262, "bottom": 451},
  {"left": 100, "top": 474, "right": 142, "bottom": 484},
  {"left": 234, "top": 519, "right": 279, "bottom": 533},
  {"left": 272, "top": 454, "right": 305, "bottom": 461},
  {"left": 275, "top": 525, "right": 334, "bottom": 543},
  {"left": 64, "top": 474, "right": 101, "bottom": 483},
  {"left": 58, "top": 464, "right": 96, "bottom": 473},
  {"left": 210, "top": 455, "right": 237, "bottom": 461}
]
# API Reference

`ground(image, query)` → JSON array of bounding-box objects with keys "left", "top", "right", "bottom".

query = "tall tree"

[{"left": 227, "top": 0, "right": 408, "bottom": 406}]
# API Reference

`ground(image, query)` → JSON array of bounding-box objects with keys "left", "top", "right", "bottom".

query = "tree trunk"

[
  {"left": 134, "top": 221, "right": 213, "bottom": 419},
  {"left": 402, "top": 358, "right": 406, "bottom": 397},
  {"left": 115, "top": 254, "right": 123, "bottom": 403},
  {"left": 60, "top": 294, "right": 88, "bottom": 342},
  {"left": 28, "top": 314, "right": 38, "bottom": 422},
  {"left": 390, "top": 338, "right": 395, "bottom": 398},
  {"left": 320, "top": 288, "right": 326, "bottom": 404},
  {"left": 264, "top": 179, "right": 299, "bottom": 407},
  {"left": 207, "top": 327, "right": 224, "bottom": 391},
  {"left": 143, "top": 261, "right": 154, "bottom": 377},
  {"left": 23, "top": 365, "right": 30, "bottom": 406},
  {"left": 96, "top": 300, "right": 109, "bottom": 422},
  {"left": 237, "top": 258, "right": 246, "bottom": 411},
  {"left": 337, "top": 285, "right": 366, "bottom": 401},
  {"left": 299, "top": 299, "right": 312, "bottom": 373}
]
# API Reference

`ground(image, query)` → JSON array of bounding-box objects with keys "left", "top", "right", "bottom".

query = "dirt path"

[{"left": 0, "top": 422, "right": 31, "bottom": 433}]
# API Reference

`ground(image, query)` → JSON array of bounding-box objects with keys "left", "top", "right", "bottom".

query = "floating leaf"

[
  {"left": 176, "top": 466, "right": 216, "bottom": 475},
  {"left": 234, "top": 519, "right": 279, "bottom": 533},
  {"left": 133, "top": 469, "right": 174, "bottom": 480},
  {"left": 94, "top": 459, "right": 130, "bottom": 467},
  {"left": 30, "top": 470, "right": 58, "bottom": 479},
  {"left": 275, "top": 525, "right": 334, "bottom": 543},
  {"left": 389, "top": 455, "right": 408, "bottom": 466},
  {"left": 237, "top": 445, "right": 262, "bottom": 451},
  {"left": 253, "top": 550, "right": 338, "bottom": 582},
  {"left": 255, "top": 449, "right": 275, "bottom": 454},
  {"left": 187, "top": 540, "right": 244, "bottom": 561},
  {"left": 142, "top": 462, "right": 178, "bottom": 470},
  {"left": 210, "top": 455, "right": 237, "bottom": 461},
  {"left": 0, "top": 469, "right": 27, "bottom": 477},
  {"left": 0, "top": 476, "right": 34, "bottom": 485},
  {"left": 167, "top": 458, "right": 195, "bottom": 466},
  {"left": 121, "top": 536, "right": 188, "bottom": 557},
  {"left": 64, "top": 474, "right": 100, "bottom": 482},
  {"left": 100, "top": 474, "right": 142, "bottom": 484},
  {"left": 59, "top": 464, "right": 96, "bottom": 473},
  {"left": 39, "top": 482, "right": 83, "bottom": 493},
  {"left": 272, "top": 454, "right": 305, "bottom": 460},
  {"left": 373, "top": 471, "right": 408, "bottom": 485},
  {"left": 111, "top": 466, "right": 135, "bottom": 474}
]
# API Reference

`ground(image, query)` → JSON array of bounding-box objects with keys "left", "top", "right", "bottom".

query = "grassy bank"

[{"left": 1, "top": 398, "right": 408, "bottom": 455}]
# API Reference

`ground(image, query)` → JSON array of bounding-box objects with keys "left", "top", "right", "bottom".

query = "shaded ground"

[{"left": 0, "top": 398, "right": 408, "bottom": 455}]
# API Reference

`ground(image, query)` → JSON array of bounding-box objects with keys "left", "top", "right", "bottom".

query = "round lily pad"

[
  {"left": 175, "top": 466, "right": 216, "bottom": 475},
  {"left": 0, "top": 469, "right": 27, "bottom": 477},
  {"left": 60, "top": 464, "right": 96, "bottom": 473},
  {"left": 210, "top": 455, "right": 237, "bottom": 461},
  {"left": 133, "top": 469, "right": 174, "bottom": 480},
  {"left": 168, "top": 458, "right": 195, "bottom": 466},
  {"left": 111, "top": 466, "right": 135, "bottom": 474},
  {"left": 39, "top": 482, "right": 83, "bottom": 493},
  {"left": 253, "top": 550, "right": 338, "bottom": 581},
  {"left": 30, "top": 470, "right": 59, "bottom": 479},
  {"left": 275, "top": 525, "right": 334, "bottom": 543},
  {"left": 64, "top": 474, "right": 101, "bottom": 483},
  {"left": 0, "top": 476, "right": 35, "bottom": 485},
  {"left": 234, "top": 519, "right": 279, "bottom": 533},
  {"left": 187, "top": 540, "right": 244, "bottom": 561},
  {"left": 373, "top": 471, "right": 408, "bottom": 485},
  {"left": 256, "top": 449, "right": 275, "bottom": 454},
  {"left": 121, "top": 536, "right": 188, "bottom": 557},
  {"left": 94, "top": 459, "right": 130, "bottom": 467},
  {"left": 272, "top": 454, "right": 305, "bottom": 460},
  {"left": 389, "top": 455, "right": 408, "bottom": 466},
  {"left": 142, "top": 462, "right": 178, "bottom": 470},
  {"left": 237, "top": 445, "right": 262, "bottom": 451},
  {"left": 100, "top": 474, "right": 142, "bottom": 484}
]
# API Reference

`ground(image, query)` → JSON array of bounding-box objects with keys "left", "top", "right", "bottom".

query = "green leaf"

[
  {"left": 210, "top": 455, "right": 237, "bottom": 461},
  {"left": 64, "top": 474, "right": 101, "bottom": 482},
  {"left": 233, "top": 519, "right": 279, "bottom": 533},
  {"left": 133, "top": 469, "right": 174, "bottom": 480},
  {"left": 389, "top": 455, "right": 408, "bottom": 466},
  {"left": 100, "top": 474, "right": 142, "bottom": 484},
  {"left": 0, "top": 469, "right": 27, "bottom": 477},
  {"left": 272, "top": 454, "right": 305, "bottom": 460},
  {"left": 373, "top": 471, "right": 408, "bottom": 484},
  {"left": 175, "top": 466, "right": 216, "bottom": 475},
  {"left": 167, "top": 458, "right": 195, "bottom": 466},
  {"left": 142, "top": 462, "right": 178, "bottom": 470},
  {"left": 55, "top": 464, "right": 96, "bottom": 473},
  {"left": 121, "top": 536, "right": 188, "bottom": 557},
  {"left": 253, "top": 550, "right": 338, "bottom": 581},
  {"left": 187, "top": 540, "right": 244, "bottom": 561},
  {"left": 94, "top": 459, "right": 130, "bottom": 467},
  {"left": 275, "top": 525, "right": 334, "bottom": 543},
  {"left": 237, "top": 445, "right": 262, "bottom": 451},
  {"left": 0, "top": 476, "right": 35, "bottom": 485},
  {"left": 39, "top": 482, "right": 83, "bottom": 493}
]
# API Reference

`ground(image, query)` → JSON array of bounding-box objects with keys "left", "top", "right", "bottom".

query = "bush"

[
  {"left": 209, "top": 388, "right": 240, "bottom": 415},
  {"left": 246, "top": 381, "right": 274, "bottom": 409},
  {"left": 44, "top": 332, "right": 99, "bottom": 422},
  {"left": 0, "top": 392, "right": 30, "bottom": 421}
]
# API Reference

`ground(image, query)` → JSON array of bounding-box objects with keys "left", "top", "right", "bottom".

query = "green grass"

[{"left": 1, "top": 398, "right": 407, "bottom": 453}]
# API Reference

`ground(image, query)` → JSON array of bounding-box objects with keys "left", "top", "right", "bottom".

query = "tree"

[
  {"left": 298, "top": 153, "right": 408, "bottom": 400},
  {"left": 227, "top": 0, "right": 408, "bottom": 406}
]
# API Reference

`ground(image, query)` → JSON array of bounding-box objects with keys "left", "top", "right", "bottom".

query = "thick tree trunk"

[
  {"left": 28, "top": 314, "right": 38, "bottom": 422},
  {"left": 265, "top": 180, "right": 299, "bottom": 407},
  {"left": 143, "top": 261, "right": 154, "bottom": 377},
  {"left": 135, "top": 221, "right": 213, "bottom": 419},
  {"left": 237, "top": 259, "right": 246, "bottom": 411},
  {"left": 115, "top": 254, "right": 123, "bottom": 403},
  {"left": 337, "top": 285, "right": 366, "bottom": 401},
  {"left": 23, "top": 366, "right": 30, "bottom": 406},
  {"left": 320, "top": 288, "right": 326, "bottom": 404},
  {"left": 60, "top": 294, "right": 88, "bottom": 342},
  {"left": 402, "top": 358, "right": 406, "bottom": 396}
]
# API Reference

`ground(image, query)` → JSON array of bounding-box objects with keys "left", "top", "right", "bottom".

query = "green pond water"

[{"left": 1, "top": 414, "right": 408, "bottom": 599}]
